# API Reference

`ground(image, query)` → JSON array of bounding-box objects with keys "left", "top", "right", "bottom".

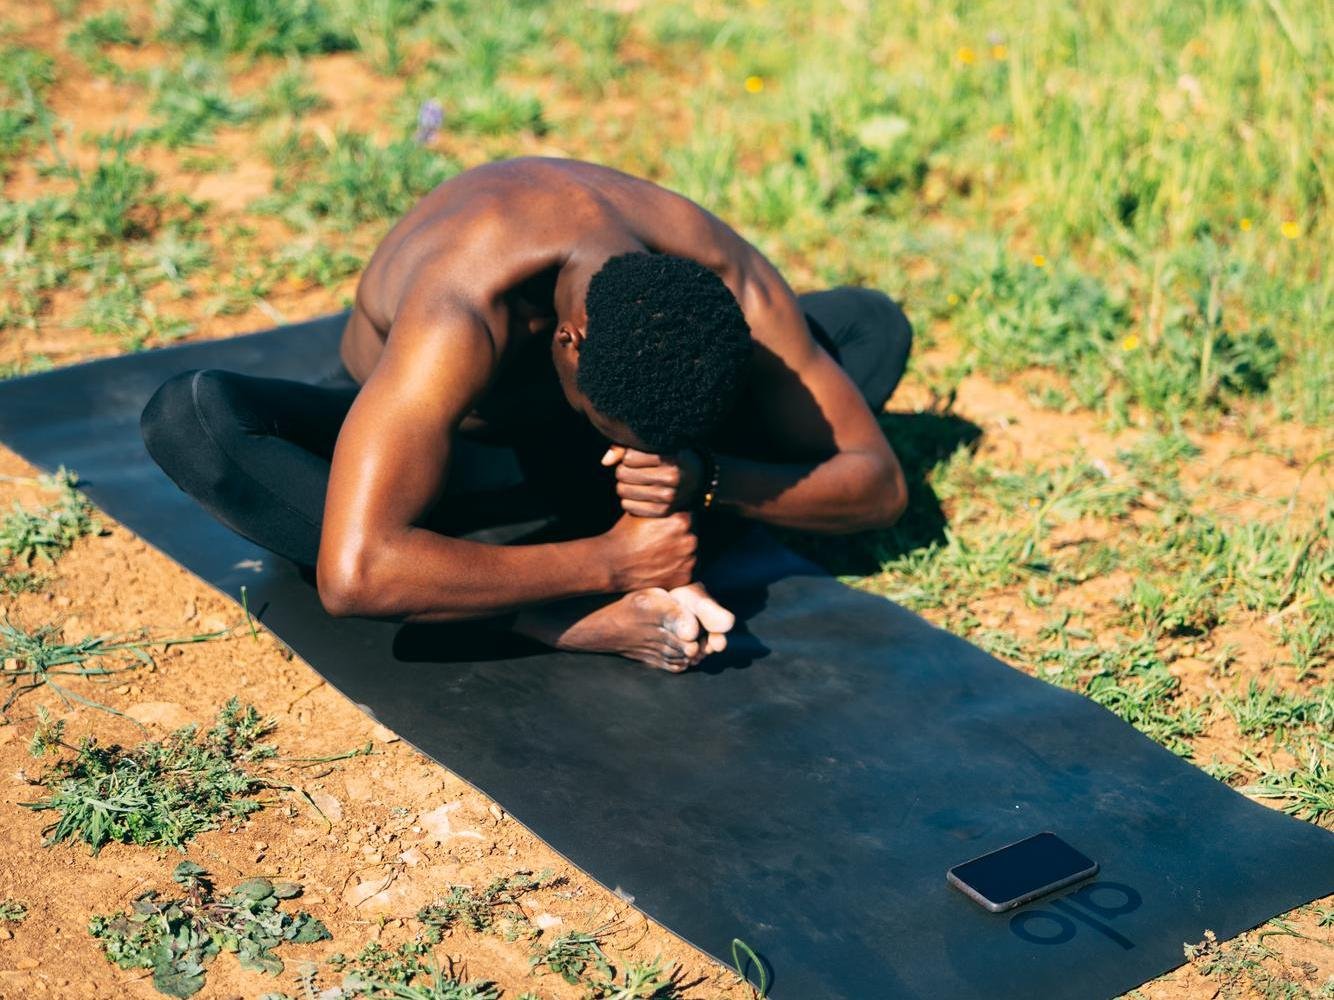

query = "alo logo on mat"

[{"left": 1009, "top": 882, "right": 1142, "bottom": 950}]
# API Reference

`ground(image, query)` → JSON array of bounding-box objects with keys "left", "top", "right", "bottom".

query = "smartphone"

[{"left": 947, "top": 832, "right": 1098, "bottom": 913}]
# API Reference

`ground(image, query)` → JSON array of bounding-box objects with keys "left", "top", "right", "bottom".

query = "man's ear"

[{"left": 555, "top": 323, "right": 586, "bottom": 350}]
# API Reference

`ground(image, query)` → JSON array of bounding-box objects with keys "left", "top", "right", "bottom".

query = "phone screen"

[{"left": 948, "top": 832, "right": 1097, "bottom": 912}]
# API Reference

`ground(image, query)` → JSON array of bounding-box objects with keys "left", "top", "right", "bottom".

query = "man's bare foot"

[
  {"left": 515, "top": 586, "right": 733, "bottom": 672},
  {"left": 669, "top": 582, "right": 735, "bottom": 657}
]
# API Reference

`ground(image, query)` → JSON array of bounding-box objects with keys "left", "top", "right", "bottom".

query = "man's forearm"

[
  {"left": 712, "top": 450, "right": 906, "bottom": 533},
  {"left": 318, "top": 529, "right": 613, "bottom": 623}
]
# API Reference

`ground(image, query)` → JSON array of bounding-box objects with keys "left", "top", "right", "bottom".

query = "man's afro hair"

[{"left": 578, "top": 252, "right": 752, "bottom": 452}]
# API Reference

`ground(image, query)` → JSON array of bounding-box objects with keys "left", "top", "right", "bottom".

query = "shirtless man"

[{"left": 141, "top": 158, "right": 912, "bottom": 672}]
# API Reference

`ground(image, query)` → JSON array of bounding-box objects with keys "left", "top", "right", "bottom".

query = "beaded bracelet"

[{"left": 699, "top": 449, "right": 721, "bottom": 510}]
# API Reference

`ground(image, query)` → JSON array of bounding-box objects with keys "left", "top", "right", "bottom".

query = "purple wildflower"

[{"left": 415, "top": 99, "right": 444, "bottom": 145}]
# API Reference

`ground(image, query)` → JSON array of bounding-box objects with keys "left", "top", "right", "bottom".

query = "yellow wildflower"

[
  {"left": 992, "top": 44, "right": 1008, "bottom": 60},
  {"left": 956, "top": 46, "right": 976, "bottom": 65},
  {"left": 1032, "top": 254, "right": 1047, "bottom": 268},
  {"left": 744, "top": 75, "right": 764, "bottom": 94},
  {"left": 946, "top": 293, "right": 960, "bottom": 306},
  {"left": 1239, "top": 217, "right": 1252, "bottom": 231},
  {"left": 1121, "top": 334, "right": 1141, "bottom": 351},
  {"left": 1280, "top": 220, "right": 1299, "bottom": 240},
  {"left": 1027, "top": 497, "right": 1041, "bottom": 509}
]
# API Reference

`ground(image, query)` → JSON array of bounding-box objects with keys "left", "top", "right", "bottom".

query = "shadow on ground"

[{"left": 778, "top": 409, "right": 983, "bottom": 577}]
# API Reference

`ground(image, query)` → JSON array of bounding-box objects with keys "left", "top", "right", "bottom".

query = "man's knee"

[
  {"left": 848, "top": 287, "right": 913, "bottom": 358},
  {"left": 141, "top": 369, "right": 235, "bottom": 493}
]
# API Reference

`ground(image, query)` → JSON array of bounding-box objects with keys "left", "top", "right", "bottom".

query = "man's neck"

[{"left": 552, "top": 251, "right": 600, "bottom": 330}]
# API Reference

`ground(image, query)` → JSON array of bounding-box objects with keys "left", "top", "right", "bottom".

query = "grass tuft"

[{"left": 21, "top": 698, "right": 276, "bottom": 853}]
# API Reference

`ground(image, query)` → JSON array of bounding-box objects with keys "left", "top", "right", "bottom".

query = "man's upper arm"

[
  {"left": 318, "top": 304, "right": 494, "bottom": 578},
  {"left": 731, "top": 258, "right": 892, "bottom": 462}
]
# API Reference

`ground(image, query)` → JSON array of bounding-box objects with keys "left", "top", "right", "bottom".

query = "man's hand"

[
  {"left": 601, "top": 511, "right": 697, "bottom": 592},
  {"left": 602, "top": 446, "right": 705, "bottom": 517}
]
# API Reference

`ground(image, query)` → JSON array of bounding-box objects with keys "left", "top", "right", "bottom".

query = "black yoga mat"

[{"left": 1, "top": 316, "right": 1330, "bottom": 1000}]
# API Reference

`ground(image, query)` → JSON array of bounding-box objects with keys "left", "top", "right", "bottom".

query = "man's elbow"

[
  {"left": 860, "top": 457, "right": 909, "bottom": 530},
  {"left": 316, "top": 545, "right": 380, "bottom": 618}
]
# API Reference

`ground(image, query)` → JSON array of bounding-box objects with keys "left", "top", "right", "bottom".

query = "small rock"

[
  {"left": 16, "top": 958, "right": 39, "bottom": 970},
  {"left": 182, "top": 598, "right": 197, "bottom": 623},
  {"left": 534, "top": 913, "right": 563, "bottom": 931},
  {"left": 54, "top": 595, "right": 71, "bottom": 608},
  {"left": 310, "top": 792, "right": 343, "bottom": 823},
  {"left": 114, "top": 685, "right": 131, "bottom": 695},
  {"left": 488, "top": 803, "right": 505, "bottom": 822},
  {"left": 370, "top": 723, "right": 400, "bottom": 744},
  {"left": 344, "top": 878, "right": 395, "bottom": 909},
  {"left": 0, "top": 927, "right": 12, "bottom": 940},
  {"left": 125, "top": 702, "right": 192, "bottom": 728},
  {"left": 398, "top": 847, "right": 425, "bottom": 867}
]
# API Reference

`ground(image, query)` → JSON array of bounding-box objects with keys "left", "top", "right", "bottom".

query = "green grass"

[
  {"left": 258, "top": 128, "right": 458, "bottom": 229},
  {"left": 89, "top": 860, "right": 329, "bottom": 998},
  {"left": 144, "top": 59, "right": 259, "bottom": 148},
  {"left": 0, "top": 45, "right": 55, "bottom": 167},
  {"left": 0, "top": 899, "right": 27, "bottom": 923},
  {"left": 156, "top": 0, "right": 355, "bottom": 57},
  {"left": 1, "top": 617, "right": 228, "bottom": 717},
  {"left": 0, "top": 468, "right": 98, "bottom": 566},
  {"left": 21, "top": 699, "right": 276, "bottom": 853}
]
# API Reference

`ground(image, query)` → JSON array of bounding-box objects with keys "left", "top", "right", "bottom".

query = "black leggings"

[{"left": 141, "top": 287, "right": 912, "bottom": 568}]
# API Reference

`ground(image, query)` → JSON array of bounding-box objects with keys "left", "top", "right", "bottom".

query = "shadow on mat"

[
  {"left": 779, "top": 409, "right": 983, "bottom": 577},
  {"left": 390, "top": 527, "right": 780, "bottom": 670},
  {"left": 390, "top": 587, "right": 775, "bottom": 672}
]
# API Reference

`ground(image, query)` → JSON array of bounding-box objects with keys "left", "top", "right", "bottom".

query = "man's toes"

[
  {"left": 671, "top": 583, "right": 736, "bottom": 635},
  {"left": 652, "top": 651, "right": 688, "bottom": 673},
  {"left": 704, "top": 631, "right": 727, "bottom": 655},
  {"left": 665, "top": 609, "right": 700, "bottom": 642}
]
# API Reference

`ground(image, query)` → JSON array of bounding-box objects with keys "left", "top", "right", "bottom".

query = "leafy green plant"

[
  {"left": 261, "top": 64, "right": 328, "bottom": 118},
  {"left": 417, "top": 870, "right": 557, "bottom": 941},
  {"left": 156, "top": 0, "right": 354, "bottom": 56},
  {"left": 328, "top": 938, "right": 500, "bottom": 999},
  {"left": 588, "top": 960, "right": 680, "bottom": 1000},
  {"left": 21, "top": 699, "right": 275, "bottom": 852},
  {"left": 1224, "top": 683, "right": 1333, "bottom": 740},
  {"left": 0, "top": 900, "right": 27, "bottom": 923},
  {"left": 89, "top": 860, "right": 329, "bottom": 998},
  {"left": 67, "top": 12, "right": 142, "bottom": 57},
  {"left": 0, "top": 45, "right": 55, "bottom": 164},
  {"left": 730, "top": 938, "right": 769, "bottom": 998},
  {"left": 530, "top": 930, "right": 613, "bottom": 986},
  {"left": 0, "top": 468, "right": 99, "bottom": 573},
  {"left": 143, "top": 59, "right": 258, "bottom": 148},
  {"left": 1242, "top": 737, "right": 1334, "bottom": 825}
]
